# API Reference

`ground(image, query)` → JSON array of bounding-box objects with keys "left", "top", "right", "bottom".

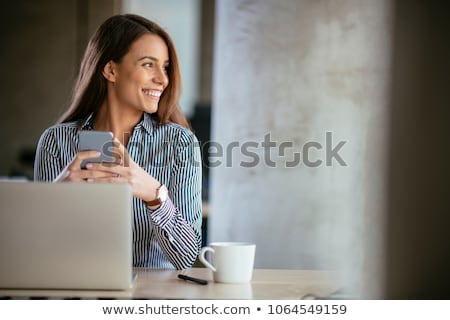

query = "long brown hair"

[{"left": 58, "top": 14, "right": 189, "bottom": 128}]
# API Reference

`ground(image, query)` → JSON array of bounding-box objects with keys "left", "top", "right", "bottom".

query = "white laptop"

[{"left": 0, "top": 181, "right": 133, "bottom": 290}]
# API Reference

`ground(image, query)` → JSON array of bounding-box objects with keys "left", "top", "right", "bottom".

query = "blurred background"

[{"left": 0, "top": 0, "right": 448, "bottom": 298}]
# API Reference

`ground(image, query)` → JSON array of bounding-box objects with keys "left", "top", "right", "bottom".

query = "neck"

[{"left": 94, "top": 102, "right": 143, "bottom": 146}]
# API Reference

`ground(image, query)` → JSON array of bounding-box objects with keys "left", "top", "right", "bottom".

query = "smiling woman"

[
  {"left": 33, "top": 14, "right": 202, "bottom": 270},
  {"left": 101, "top": 33, "right": 170, "bottom": 118}
]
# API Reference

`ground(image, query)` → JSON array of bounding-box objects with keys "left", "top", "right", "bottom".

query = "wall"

[
  {"left": 0, "top": 0, "right": 119, "bottom": 178},
  {"left": 209, "top": 0, "right": 392, "bottom": 298}
]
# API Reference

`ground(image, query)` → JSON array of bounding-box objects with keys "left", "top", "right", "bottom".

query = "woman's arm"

[
  {"left": 84, "top": 131, "right": 203, "bottom": 269},
  {"left": 148, "top": 132, "right": 203, "bottom": 269}
]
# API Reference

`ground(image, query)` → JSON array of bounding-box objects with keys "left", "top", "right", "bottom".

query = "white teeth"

[{"left": 143, "top": 89, "right": 161, "bottom": 97}]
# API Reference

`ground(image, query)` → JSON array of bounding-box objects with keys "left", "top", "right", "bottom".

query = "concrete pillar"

[{"left": 210, "top": 0, "right": 392, "bottom": 298}]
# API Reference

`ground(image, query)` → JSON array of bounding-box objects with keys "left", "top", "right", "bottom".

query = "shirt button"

[
  {"left": 169, "top": 235, "right": 174, "bottom": 242},
  {"left": 154, "top": 216, "right": 161, "bottom": 223}
]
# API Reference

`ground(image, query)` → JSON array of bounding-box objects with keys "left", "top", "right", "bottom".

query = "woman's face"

[{"left": 108, "top": 33, "right": 169, "bottom": 114}]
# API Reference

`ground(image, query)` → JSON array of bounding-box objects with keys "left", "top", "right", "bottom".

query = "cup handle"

[{"left": 198, "top": 246, "right": 216, "bottom": 272}]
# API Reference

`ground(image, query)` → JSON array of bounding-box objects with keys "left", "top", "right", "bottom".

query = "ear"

[{"left": 102, "top": 61, "right": 117, "bottom": 82}]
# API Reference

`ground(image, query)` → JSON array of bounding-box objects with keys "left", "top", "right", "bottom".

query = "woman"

[{"left": 34, "top": 14, "right": 202, "bottom": 269}]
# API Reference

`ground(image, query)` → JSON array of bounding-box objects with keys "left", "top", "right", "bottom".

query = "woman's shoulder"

[
  {"left": 39, "top": 121, "right": 80, "bottom": 141},
  {"left": 157, "top": 121, "right": 199, "bottom": 144}
]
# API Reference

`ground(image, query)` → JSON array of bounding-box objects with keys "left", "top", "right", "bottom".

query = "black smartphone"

[{"left": 78, "top": 131, "right": 116, "bottom": 169}]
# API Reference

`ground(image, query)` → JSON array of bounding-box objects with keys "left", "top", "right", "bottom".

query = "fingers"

[
  {"left": 61, "top": 169, "right": 84, "bottom": 182},
  {"left": 56, "top": 148, "right": 129, "bottom": 183},
  {"left": 86, "top": 176, "right": 128, "bottom": 184},
  {"left": 80, "top": 162, "right": 129, "bottom": 184},
  {"left": 70, "top": 150, "right": 102, "bottom": 170},
  {"left": 85, "top": 162, "right": 128, "bottom": 177},
  {"left": 113, "top": 137, "right": 131, "bottom": 166},
  {"left": 63, "top": 166, "right": 122, "bottom": 182},
  {"left": 58, "top": 140, "right": 133, "bottom": 184},
  {"left": 56, "top": 150, "right": 101, "bottom": 182}
]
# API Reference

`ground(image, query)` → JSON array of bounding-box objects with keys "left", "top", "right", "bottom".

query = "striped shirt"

[{"left": 34, "top": 112, "right": 202, "bottom": 269}]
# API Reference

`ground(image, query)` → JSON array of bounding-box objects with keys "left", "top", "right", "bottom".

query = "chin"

[{"left": 144, "top": 105, "right": 158, "bottom": 114}]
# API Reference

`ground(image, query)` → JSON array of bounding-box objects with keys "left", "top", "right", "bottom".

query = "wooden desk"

[{"left": 0, "top": 268, "right": 339, "bottom": 299}]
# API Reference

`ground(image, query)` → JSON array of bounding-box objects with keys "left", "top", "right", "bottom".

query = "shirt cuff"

[{"left": 148, "top": 197, "right": 176, "bottom": 228}]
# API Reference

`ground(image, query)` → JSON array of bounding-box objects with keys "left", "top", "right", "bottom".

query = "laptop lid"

[{"left": 0, "top": 182, "right": 133, "bottom": 290}]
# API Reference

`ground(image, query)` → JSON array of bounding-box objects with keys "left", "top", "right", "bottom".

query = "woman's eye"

[{"left": 143, "top": 62, "right": 153, "bottom": 67}]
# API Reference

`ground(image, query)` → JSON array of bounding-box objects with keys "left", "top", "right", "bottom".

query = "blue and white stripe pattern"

[{"left": 34, "top": 113, "right": 202, "bottom": 269}]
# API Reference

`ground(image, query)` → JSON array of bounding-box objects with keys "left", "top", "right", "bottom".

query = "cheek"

[
  {"left": 122, "top": 74, "right": 143, "bottom": 93},
  {"left": 163, "top": 76, "right": 170, "bottom": 89}
]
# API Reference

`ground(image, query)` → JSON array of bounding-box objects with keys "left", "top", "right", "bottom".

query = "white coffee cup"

[{"left": 198, "top": 242, "right": 256, "bottom": 283}]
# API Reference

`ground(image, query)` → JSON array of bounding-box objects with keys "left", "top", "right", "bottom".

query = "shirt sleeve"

[
  {"left": 34, "top": 128, "right": 64, "bottom": 182},
  {"left": 147, "top": 131, "right": 202, "bottom": 269}
]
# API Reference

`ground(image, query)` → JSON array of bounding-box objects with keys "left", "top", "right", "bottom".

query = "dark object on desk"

[
  {"left": 302, "top": 288, "right": 353, "bottom": 300},
  {"left": 177, "top": 274, "right": 208, "bottom": 285}
]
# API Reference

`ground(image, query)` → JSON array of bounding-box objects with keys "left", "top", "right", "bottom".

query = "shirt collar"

[
  {"left": 139, "top": 112, "right": 156, "bottom": 135},
  {"left": 79, "top": 112, "right": 155, "bottom": 134}
]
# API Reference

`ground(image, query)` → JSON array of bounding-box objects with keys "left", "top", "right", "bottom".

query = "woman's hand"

[
  {"left": 54, "top": 150, "right": 116, "bottom": 182},
  {"left": 83, "top": 138, "right": 161, "bottom": 202}
]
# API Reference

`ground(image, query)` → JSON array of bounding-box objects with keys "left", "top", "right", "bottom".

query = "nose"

[{"left": 153, "top": 67, "right": 169, "bottom": 87}]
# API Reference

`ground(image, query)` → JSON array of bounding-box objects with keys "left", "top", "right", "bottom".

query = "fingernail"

[
  {"left": 86, "top": 163, "right": 93, "bottom": 169},
  {"left": 87, "top": 178, "right": 94, "bottom": 183}
]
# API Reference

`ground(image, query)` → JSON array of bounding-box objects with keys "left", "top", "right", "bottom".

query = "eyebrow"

[{"left": 138, "top": 56, "right": 169, "bottom": 64}]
